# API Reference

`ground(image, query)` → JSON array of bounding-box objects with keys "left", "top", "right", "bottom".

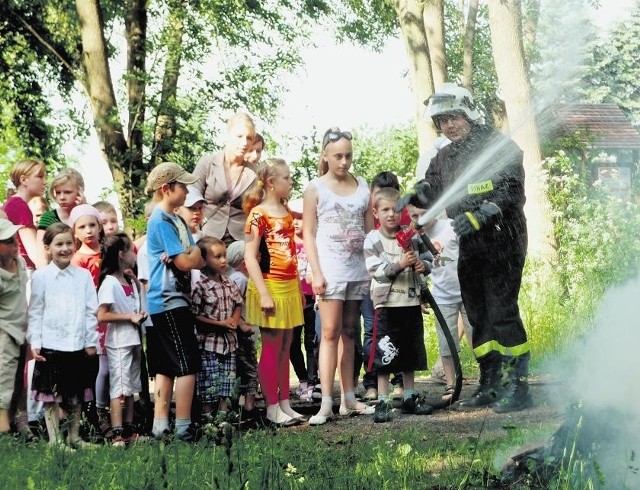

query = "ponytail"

[{"left": 242, "top": 158, "right": 288, "bottom": 213}]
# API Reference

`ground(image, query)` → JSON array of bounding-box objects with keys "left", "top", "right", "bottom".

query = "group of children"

[{"left": 0, "top": 125, "right": 474, "bottom": 448}]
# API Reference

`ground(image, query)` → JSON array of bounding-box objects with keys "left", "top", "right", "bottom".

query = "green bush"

[{"left": 541, "top": 150, "right": 640, "bottom": 319}]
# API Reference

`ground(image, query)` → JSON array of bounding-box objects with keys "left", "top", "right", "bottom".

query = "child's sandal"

[{"left": 442, "top": 386, "right": 455, "bottom": 403}]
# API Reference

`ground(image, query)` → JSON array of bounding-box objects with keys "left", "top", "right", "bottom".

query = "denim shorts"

[{"left": 318, "top": 280, "right": 370, "bottom": 301}]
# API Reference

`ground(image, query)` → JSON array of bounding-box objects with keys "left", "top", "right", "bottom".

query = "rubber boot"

[
  {"left": 493, "top": 353, "right": 532, "bottom": 413},
  {"left": 453, "top": 353, "right": 502, "bottom": 411}
]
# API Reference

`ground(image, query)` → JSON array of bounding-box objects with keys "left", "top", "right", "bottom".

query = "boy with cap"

[
  {"left": 177, "top": 186, "right": 206, "bottom": 241},
  {"left": 144, "top": 162, "right": 205, "bottom": 441},
  {"left": 0, "top": 219, "right": 29, "bottom": 438}
]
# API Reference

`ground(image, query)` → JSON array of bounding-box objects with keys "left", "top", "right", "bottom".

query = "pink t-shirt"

[{"left": 4, "top": 196, "right": 36, "bottom": 268}]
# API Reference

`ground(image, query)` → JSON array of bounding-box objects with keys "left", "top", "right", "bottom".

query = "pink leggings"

[{"left": 258, "top": 328, "right": 293, "bottom": 405}]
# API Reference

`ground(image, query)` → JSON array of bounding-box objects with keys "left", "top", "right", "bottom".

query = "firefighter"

[{"left": 398, "top": 83, "right": 531, "bottom": 413}]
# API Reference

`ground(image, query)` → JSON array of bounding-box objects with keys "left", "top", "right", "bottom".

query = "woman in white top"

[{"left": 303, "top": 128, "right": 374, "bottom": 425}]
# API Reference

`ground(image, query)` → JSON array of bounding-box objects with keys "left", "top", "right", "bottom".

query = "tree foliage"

[
  {"left": 579, "top": 1, "right": 640, "bottom": 125},
  {"left": 290, "top": 123, "right": 419, "bottom": 198},
  {"left": 542, "top": 149, "right": 640, "bottom": 315},
  {"left": 0, "top": 0, "right": 328, "bottom": 225}
]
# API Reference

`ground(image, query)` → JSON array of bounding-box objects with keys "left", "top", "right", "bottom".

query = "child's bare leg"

[
  {"left": 243, "top": 394, "right": 255, "bottom": 411},
  {"left": 110, "top": 396, "right": 124, "bottom": 429},
  {"left": 0, "top": 409, "right": 9, "bottom": 433},
  {"left": 442, "top": 356, "right": 456, "bottom": 401},
  {"left": 339, "top": 300, "right": 368, "bottom": 411},
  {"left": 44, "top": 402, "right": 61, "bottom": 445},
  {"left": 402, "top": 371, "right": 415, "bottom": 396},
  {"left": 174, "top": 375, "right": 195, "bottom": 419},
  {"left": 173, "top": 374, "right": 195, "bottom": 436},
  {"left": 377, "top": 373, "right": 390, "bottom": 399},
  {"left": 152, "top": 374, "right": 173, "bottom": 437},
  {"left": 315, "top": 300, "right": 342, "bottom": 417},
  {"left": 123, "top": 396, "right": 134, "bottom": 425},
  {"left": 66, "top": 399, "right": 83, "bottom": 444}
]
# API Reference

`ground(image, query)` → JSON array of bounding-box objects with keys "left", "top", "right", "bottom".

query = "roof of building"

[{"left": 541, "top": 104, "right": 640, "bottom": 150}]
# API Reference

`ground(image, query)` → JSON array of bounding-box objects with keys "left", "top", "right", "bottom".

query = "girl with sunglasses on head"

[{"left": 303, "top": 127, "right": 374, "bottom": 425}]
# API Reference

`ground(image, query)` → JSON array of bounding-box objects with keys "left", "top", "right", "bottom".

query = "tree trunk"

[
  {"left": 125, "top": 0, "right": 147, "bottom": 196},
  {"left": 75, "top": 0, "right": 133, "bottom": 217},
  {"left": 423, "top": 0, "right": 446, "bottom": 87},
  {"left": 151, "top": 0, "right": 186, "bottom": 167},
  {"left": 487, "top": 0, "right": 552, "bottom": 257},
  {"left": 393, "top": 0, "right": 437, "bottom": 154},
  {"left": 462, "top": 0, "right": 479, "bottom": 89}
]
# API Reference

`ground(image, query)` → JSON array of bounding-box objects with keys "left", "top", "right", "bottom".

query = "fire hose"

[{"left": 396, "top": 226, "right": 463, "bottom": 408}]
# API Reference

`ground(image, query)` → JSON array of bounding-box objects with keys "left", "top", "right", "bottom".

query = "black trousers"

[{"left": 457, "top": 243, "right": 528, "bottom": 361}]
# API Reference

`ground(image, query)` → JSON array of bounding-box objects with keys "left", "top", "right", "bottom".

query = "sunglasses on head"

[{"left": 322, "top": 129, "right": 353, "bottom": 149}]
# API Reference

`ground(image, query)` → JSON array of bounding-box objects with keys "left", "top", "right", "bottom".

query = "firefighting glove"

[
  {"left": 452, "top": 201, "right": 502, "bottom": 237},
  {"left": 395, "top": 181, "right": 434, "bottom": 212}
]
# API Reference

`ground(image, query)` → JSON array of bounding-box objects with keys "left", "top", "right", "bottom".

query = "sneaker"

[
  {"left": 401, "top": 395, "right": 434, "bottom": 415},
  {"left": 363, "top": 387, "right": 378, "bottom": 402},
  {"left": 295, "top": 384, "right": 309, "bottom": 398},
  {"left": 154, "top": 428, "right": 173, "bottom": 444},
  {"left": 391, "top": 386, "right": 404, "bottom": 400},
  {"left": 112, "top": 435, "right": 126, "bottom": 447},
  {"left": 311, "top": 385, "right": 323, "bottom": 401},
  {"left": 13, "top": 428, "right": 39, "bottom": 444},
  {"left": 374, "top": 400, "right": 394, "bottom": 423},
  {"left": 299, "top": 387, "right": 314, "bottom": 403},
  {"left": 177, "top": 423, "right": 204, "bottom": 443}
]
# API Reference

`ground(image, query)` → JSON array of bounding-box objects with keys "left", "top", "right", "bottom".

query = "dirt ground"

[{"left": 284, "top": 375, "right": 566, "bottom": 444}]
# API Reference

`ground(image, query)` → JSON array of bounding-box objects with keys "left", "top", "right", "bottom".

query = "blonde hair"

[
  {"left": 226, "top": 111, "right": 256, "bottom": 134},
  {"left": 48, "top": 168, "right": 85, "bottom": 200},
  {"left": 242, "top": 158, "right": 288, "bottom": 213},
  {"left": 93, "top": 200, "right": 116, "bottom": 215},
  {"left": 10, "top": 159, "right": 46, "bottom": 188},
  {"left": 372, "top": 187, "right": 400, "bottom": 209},
  {"left": 317, "top": 127, "right": 353, "bottom": 176}
]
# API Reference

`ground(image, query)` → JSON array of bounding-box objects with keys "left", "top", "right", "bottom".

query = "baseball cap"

[
  {"left": 0, "top": 219, "right": 23, "bottom": 240},
  {"left": 183, "top": 185, "right": 206, "bottom": 208},
  {"left": 226, "top": 240, "right": 245, "bottom": 268},
  {"left": 145, "top": 162, "right": 198, "bottom": 193}
]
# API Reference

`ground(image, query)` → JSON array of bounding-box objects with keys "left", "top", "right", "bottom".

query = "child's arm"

[
  {"left": 171, "top": 245, "right": 203, "bottom": 272},
  {"left": 363, "top": 232, "right": 417, "bottom": 282},
  {"left": 195, "top": 304, "right": 241, "bottom": 329},
  {"left": 18, "top": 227, "right": 47, "bottom": 269},
  {"left": 83, "top": 273, "right": 99, "bottom": 356},
  {"left": 97, "top": 304, "right": 146, "bottom": 326},
  {"left": 302, "top": 184, "right": 326, "bottom": 295},
  {"left": 244, "top": 217, "right": 275, "bottom": 315},
  {"left": 27, "top": 272, "right": 45, "bottom": 361}
]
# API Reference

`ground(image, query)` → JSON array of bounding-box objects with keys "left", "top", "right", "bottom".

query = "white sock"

[
  {"left": 152, "top": 417, "right": 169, "bottom": 438},
  {"left": 317, "top": 396, "right": 333, "bottom": 416}
]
